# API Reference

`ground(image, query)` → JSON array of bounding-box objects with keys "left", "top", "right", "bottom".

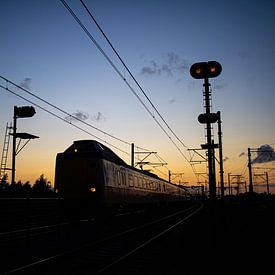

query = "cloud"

[
  {"left": 140, "top": 65, "right": 157, "bottom": 75},
  {"left": 213, "top": 79, "right": 227, "bottom": 90},
  {"left": 140, "top": 52, "right": 188, "bottom": 79},
  {"left": 65, "top": 110, "right": 89, "bottom": 123},
  {"left": 168, "top": 99, "right": 175, "bottom": 104},
  {"left": 20, "top": 78, "right": 32, "bottom": 90},
  {"left": 252, "top": 144, "right": 275, "bottom": 164},
  {"left": 92, "top": 112, "right": 106, "bottom": 122}
]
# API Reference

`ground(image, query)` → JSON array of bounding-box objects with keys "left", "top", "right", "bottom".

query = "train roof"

[{"left": 59, "top": 140, "right": 127, "bottom": 166}]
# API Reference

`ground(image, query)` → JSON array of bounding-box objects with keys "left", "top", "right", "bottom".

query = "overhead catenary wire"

[
  {"left": 0, "top": 75, "right": 129, "bottom": 147},
  {"left": 1, "top": 77, "right": 172, "bottom": 175},
  {"left": 59, "top": 0, "right": 192, "bottom": 167},
  {"left": 79, "top": 0, "right": 189, "bottom": 151},
  {"left": 0, "top": 75, "right": 154, "bottom": 153},
  {"left": 0, "top": 83, "right": 129, "bottom": 155}
]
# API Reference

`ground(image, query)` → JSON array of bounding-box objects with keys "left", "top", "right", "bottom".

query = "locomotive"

[{"left": 54, "top": 140, "right": 191, "bottom": 208}]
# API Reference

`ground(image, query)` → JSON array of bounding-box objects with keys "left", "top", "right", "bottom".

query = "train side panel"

[{"left": 102, "top": 159, "right": 185, "bottom": 207}]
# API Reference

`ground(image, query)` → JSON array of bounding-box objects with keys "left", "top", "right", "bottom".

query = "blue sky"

[{"left": 0, "top": 0, "right": 274, "bottom": 190}]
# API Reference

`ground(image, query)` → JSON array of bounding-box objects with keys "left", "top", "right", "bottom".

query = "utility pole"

[
  {"left": 169, "top": 171, "right": 184, "bottom": 184},
  {"left": 217, "top": 111, "right": 224, "bottom": 198},
  {"left": 230, "top": 174, "right": 244, "bottom": 195},
  {"left": 204, "top": 77, "right": 216, "bottom": 199},
  {"left": 248, "top": 147, "right": 273, "bottom": 195},
  {"left": 254, "top": 172, "right": 270, "bottom": 195},
  {"left": 131, "top": 143, "right": 134, "bottom": 167},
  {"left": 265, "top": 172, "right": 270, "bottom": 195},
  {"left": 228, "top": 173, "right": 231, "bottom": 195},
  {"left": 11, "top": 107, "right": 17, "bottom": 184},
  {"left": 248, "top": 148, "right": 254, "bottom": 194}
]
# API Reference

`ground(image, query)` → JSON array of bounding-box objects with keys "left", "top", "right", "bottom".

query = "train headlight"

[{"left": 90, "top": 187, "right": 96, "bottom": 192}]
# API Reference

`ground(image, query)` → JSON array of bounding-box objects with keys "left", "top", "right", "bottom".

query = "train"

[{"left": 54, "top": 140, "right": 193, "bottom": 210}]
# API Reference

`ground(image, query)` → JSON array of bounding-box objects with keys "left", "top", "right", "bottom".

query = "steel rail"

[{"left": 2, "top": 203, "right": 203, "bottom": 275}]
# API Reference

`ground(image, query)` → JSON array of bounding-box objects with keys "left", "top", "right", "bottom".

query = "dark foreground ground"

[
  {"left": 1, "top": 195, "right": 274, "bottom": 274},
  {"left": 143, "top": 194, "right": 275, "bottom": 275}
]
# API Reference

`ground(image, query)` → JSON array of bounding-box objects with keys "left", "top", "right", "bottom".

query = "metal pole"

[
  {"left": 212, "top": 139, "right": 217, "bottom": 193},
  {"left": 131, "top": 143, "right": 134, "bottom": 167},
  {"left": 204, "top": 78, "right": 216, "bottom": 199},
  {"left": 11, "top": 106, "right": 17, "bottom": 184},
  {"left": 248, "top": 148, "right": 254, "bottom": 193},
  {"left": 228, "top": 173, "right": 231, "bottom": 195},
  {"left": 265, "top": 172, "right": 270, "bottom": 195},
  {"left": 217, "top": 111, "right": 224, "bottom": 198}
]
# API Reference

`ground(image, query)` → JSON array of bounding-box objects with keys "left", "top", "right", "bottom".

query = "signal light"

[
  {"left": 190, "top": 62, "right": 208, "bottom": 79},
  {"left": 15, "top": 106, "right": 36, "bottom": 118},
  {"left": 190, "top": 61, "right": 222, "bottom": 79},
  {"left": 207, "top": 61, "right": 222, "bottom": 78}
]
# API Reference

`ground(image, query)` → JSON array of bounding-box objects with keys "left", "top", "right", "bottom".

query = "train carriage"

[{"left": 54, "top": 140, "right": 191, "bottom": 209}]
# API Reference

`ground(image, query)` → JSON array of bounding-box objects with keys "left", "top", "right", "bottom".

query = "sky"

[{"left": 0, "top": 0, "right": 275, "bottom": 193}]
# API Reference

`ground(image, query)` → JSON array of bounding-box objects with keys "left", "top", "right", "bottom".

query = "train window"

[
  {"left": 121, "top": 170, "right": 126, "bottom": 186},
  {"left": 104, "top": 165, "right": 109, "bottom": 184},
  {"left": 137, "top": 177, "right": 141, "bottom": 188},
  {"left": 112, "top": 166, "right": 117, "bottom": 186},
  {"left": 134, "top": 176, "right": 138, "bottom": 188},
  {"left": 142, "top": 178, "right": 146, "bottom": 189},
  {"left": 128, "top": 174, "right": 134, "bottom": 187},
  {"left": 117, "top": 170, "right": 121, "bottom": 185},
  {"left": 163, "top": 184, "right": 166, "bottom": 192},
  {"left": 139, "top": 178, "right": 143, "bottom": 189}
]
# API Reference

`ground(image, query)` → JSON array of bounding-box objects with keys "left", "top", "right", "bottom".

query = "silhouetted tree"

[
  {"left": 32, "top": 174, "right": 55, "bottom": 197},
  {"left": 22, "top": 181, "right": 32, "bottom": 197},
  {"left": 8, "top": 181, "right": 24, "bottom": 197},
  {"left": 0, "top": 174, "right": 9, "bottom": 197},
  {"left": 0, "top": 173, "right": 9, "bottom": 189}
]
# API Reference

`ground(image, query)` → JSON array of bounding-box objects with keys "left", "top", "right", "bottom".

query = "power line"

[
  {"left": 0, "top": 75, "right": 162, "bottom": 153},
  {"left": 59, "top": 0, "right": 192, "bottom": 166},
  {"left": 1, "top": 77, "right": 172, "bottom": 174},
  {"left": 1, "top": 75, "right": 130, "bottom": 146},
  {"left": 0, "top": 83, "right": 129, "bottom": 155},
  {"left": 79, "top": 0, "right": 189, "bottom": 151}
]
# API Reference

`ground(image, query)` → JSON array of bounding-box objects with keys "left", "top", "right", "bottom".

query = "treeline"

[{"left": 0, "top": 174, "right": 57, "bottom": 197}]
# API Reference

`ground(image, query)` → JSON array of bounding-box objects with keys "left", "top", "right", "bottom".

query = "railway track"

[{"left": 1, "top": 202, "right": 203, "bottom": 274}]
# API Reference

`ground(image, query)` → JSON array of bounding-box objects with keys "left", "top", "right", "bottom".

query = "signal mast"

[{"left": 190, "top": 61, "right": 222, "bottom": 199}]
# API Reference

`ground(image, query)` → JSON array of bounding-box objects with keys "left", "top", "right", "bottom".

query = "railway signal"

[
  {"left": 190, "top": 61, "right": 222, "bottom": 200},
  {"left": 198, "top": 113, "right": 218, "bottom": 124},
  {"left": 190, "top": 61, "right": 222, "bottom": 79},
  {"left": 14, "top": 106, "right": 36, "bottom": 118},
  {"left": 11, "top": 106, "right": 38, "bottom": 184}
]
